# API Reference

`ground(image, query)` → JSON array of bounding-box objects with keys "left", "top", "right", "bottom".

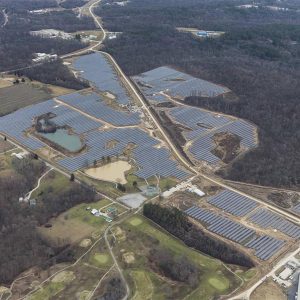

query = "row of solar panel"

[
  {"left": 132, "top": 66, "right": 229, "bottom": 99},
  {"left": 58, "top": 92, "right": 140, "bottom": 126},
  {"left": 185, "top": 206, "right": 285, "bottom": 260},
  {"left": 207, "top": 189, "right": 258, "bottom": 217},
  {"left": 72, "top": 53, "right": 132, "bottom": 105},
  {"left": 245, "top": 235, "right": 285, "bottom": 260},
  {"left": 248, "top": 208, "right": 300, "bottom": 239}
]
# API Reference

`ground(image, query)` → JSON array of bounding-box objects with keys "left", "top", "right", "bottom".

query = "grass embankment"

[{"left": 111, "top": 215, "right": 246, "bottom": 300}]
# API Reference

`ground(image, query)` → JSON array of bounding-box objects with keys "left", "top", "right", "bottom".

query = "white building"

[
  {"left": 32, "top": 53, "right": 58, "bottom": 63},
  {"left": 279, "top": 267, "right": 293, "bottom": 280}
]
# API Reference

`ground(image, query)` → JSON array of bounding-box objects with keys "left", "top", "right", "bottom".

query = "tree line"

[{"left": 143, "top": 203, "right": 255, "bottom": 268}]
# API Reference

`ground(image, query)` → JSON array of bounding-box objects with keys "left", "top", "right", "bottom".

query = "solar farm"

[
  {"left": 132, "top": 66, "right": 230, "bottom": 101},
  {"left": 185, "top": 206, "right": 285, "bottom": 261},
  {"left": 183, "top": 188, "right": 300, "bottom": 261},
  {"left": 132, "top": 66, "right": 258, "bottom": 167},
  {"left": 0, "top": 91, "right": 190, "bottom": 180},
  {"left": 169, "top": 106, "right": 257, "bottom": 165},
  {"left": 58, "top": 92, "right": 141, "bottom": 126},
  {"left": 71, "top": 52, "right": 133, "bottom": 105}
]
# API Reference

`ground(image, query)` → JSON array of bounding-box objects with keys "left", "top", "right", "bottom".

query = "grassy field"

[
  {"left": 111, "top": 215, "right": 244, "bottom": 300},
  {"left": 131, "top": 270, "right": 153, "bottom": 300},
  {"left": 0, "top": 83, "right": 51, "bottom": 116}
]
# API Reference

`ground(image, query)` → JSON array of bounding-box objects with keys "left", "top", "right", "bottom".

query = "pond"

[
  {"left": 84, "top": 160, "right": 131, "bottom": 184},
  {"left": 39, "top": 129, "right": 83, "bottom": 152}
]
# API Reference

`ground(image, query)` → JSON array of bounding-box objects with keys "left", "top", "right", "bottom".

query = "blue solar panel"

[
  {"left": 207, "top": 190, "right": 258, "bottom": 217},
  {"left": 185, "top": 206, "right": 286, "bottom": 260},
  {"left": 72, "top": 53, "right": 132, "bottom": 105},
  {"left": 132, "top": 66, "right": 230, "bottom": 100},
  {"left": 58, "top": 92, "right": 140, "bottom": 126},
  {"left": 248, "top": 208, "right": 300, "bottom": 239}
]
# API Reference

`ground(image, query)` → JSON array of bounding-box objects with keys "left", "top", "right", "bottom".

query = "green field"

[
  {"left": 111, "top": 216, "right": 244, "bottom": 300},
  {"left": 131, "top": 270, "right": 153, "bottom": 300},
  {"left": 31, "top": 170, "right": 71, "bottom": 199}
]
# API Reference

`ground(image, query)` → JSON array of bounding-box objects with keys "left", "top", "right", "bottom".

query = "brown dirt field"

[
  {"left": 46, "top": 84, "right": 75, "bottom": 97},
  {"left": 37, "top": 214, "right": 95, "bottom": 246},
  {"left": 0, "top": 140, "right": 14, "bottom": 153},
  {"left": 250, "top": 279, "right": 286, "bottom": 300},
  {"left": 0, "top": 78, "right": 13, "bottom": 88}
]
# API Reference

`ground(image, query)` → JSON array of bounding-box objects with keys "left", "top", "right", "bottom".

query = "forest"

[
  {"left": 0, "top": 0, "right": 95, "bottom": 71},
  {"left": 143, "top": 203, "right": 255, "bottom": 268},
  {"left": 0, "top": 156, "right": 97, "bottom": 284},
  {"left": 95, "top": 0, "right": 300, "bottom": 189},
  {"left": 19, "top": 59, "right": 90, "bottom": 90}
]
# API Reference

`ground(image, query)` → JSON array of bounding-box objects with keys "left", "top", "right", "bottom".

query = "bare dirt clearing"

[{"left": 250, "top": 279, "right": 286, "bottom": 300}]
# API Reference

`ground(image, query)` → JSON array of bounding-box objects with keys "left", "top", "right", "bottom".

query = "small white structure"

[
  {"left": 30, "top": 29, "right": 73, "bottom": 40},
  {"left": 279, "top": 267, "right": 293, "bottom": 280},
  {"left": 32, "top": 53, "right": 58, "bottom": 63},
  {"left": 188, "top": 187, "right": 205, "bottom": 197},
  {"left": 91, "top": 208, "right": 98, "bottom": 215},
  {"left": 19, "top": 197, "right": 24, "bottom": 202},
  {"left": 11, "top": 152, "right": 28, "bottom": 160},
  {"left": 287, "top": 261, "right": 298, "bottom": 270}
]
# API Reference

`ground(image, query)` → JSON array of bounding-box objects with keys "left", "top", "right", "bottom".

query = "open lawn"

[
  {"left": 28, "top": 282, "right": 65, "bottom": 300},
  {"left": 90, "top": 252, "right": 113, "bottom": 268},
  {"left": 31, "top": 170, "right": 71, "bottom": 199},
  {"left": 0, "top": 83, "right": 51, "bottom": 116},
  {"left": 131, "top": 270, "right": 153, "bottom": 300},
  {"left": 39, "top": 198, "right": 115, "bottom": 244},
  {"left": 111, "top": 215, "right": 244, "bottom": 300}
]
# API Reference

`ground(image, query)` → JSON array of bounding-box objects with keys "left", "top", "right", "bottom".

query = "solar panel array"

[
  {"left": 72, "top": 53, "right": 132, "bottom": 105},
  {"left": 58, "top": 92, "right": 140, "bottom": 126},
  {"left": 167, "top": 106, "right": 257, "bottom": 165},
  {"left": 207, "top": 190, "right": 258, "bottom": 217},
  {"left": 57, "top": 127, "right": 190, "bottom": 179},
  {"left": 293, "top": 203, "right": 300, "bottom": 214},
  {"left": 248, "top": 208, "right": 300, "bottom": 239},
  {"left": 0, "top": 99, "right": 103, "bottom": 150},
  {"left": 185, "top": 206, "right": 256, "bottom": 244},
  {"left": 170, "top": 106, "right": 232, "bottom": 131},
  {"left": 245, "top": 235, "right": 285, "bottom": 260},
  {"left": 0, "top": 96, "right": 190, "bottom": 180},
  {"left": 185, "top": 206, "right": 286, "bottom": 260},
  {"left": 132, "top": 66, "right": 230, "bottom": 101}
]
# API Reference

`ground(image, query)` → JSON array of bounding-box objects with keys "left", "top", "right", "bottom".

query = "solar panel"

[{"left": 185, "top": 206, "right": 286, "bottom": 260}]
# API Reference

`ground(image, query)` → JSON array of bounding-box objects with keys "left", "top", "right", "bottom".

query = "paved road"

[
  {"left": 60, "top": 0, "right": 106, "bottom": 59},
  {"left": 231, "top": 248, "right": 300, "bottom": 300}
]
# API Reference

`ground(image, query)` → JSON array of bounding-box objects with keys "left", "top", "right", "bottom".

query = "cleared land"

[
  {"left": 0, "top": 78, "right": 13, "bottom": 88},
  {"left": 0, "top": 83, "right": 51, "bottom": 116},
  {"left": 0, "top": 139, "right": 14, "bottom": 153},
  {"left": 112, "top": 215, "right": 245, "bottom": 300},
  {"left": 84, "top": 160, "right": 132, "bottom": 184},
  {"left": 250, "top": 278, "right": 286, "bottom": 300}
]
